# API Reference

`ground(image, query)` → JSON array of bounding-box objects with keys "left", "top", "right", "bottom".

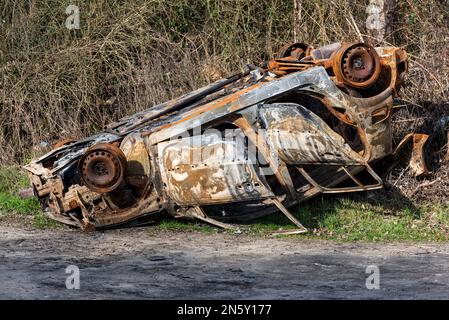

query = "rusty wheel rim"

[
  {"left": 79, "top": 143, "right": 127, "bottom": 193},
  {"left": 276, "top": 42, "right": 310, "bottom": 59},
  {"left": 333, "top": 43, "right": 381, "bottom": 89}
]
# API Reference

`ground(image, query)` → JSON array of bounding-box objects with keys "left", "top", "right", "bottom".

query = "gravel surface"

[{"left": 1, "top": 225, "right": 449, "bottom": 299}]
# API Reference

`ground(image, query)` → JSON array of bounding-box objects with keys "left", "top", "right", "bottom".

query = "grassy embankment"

[{"left": 1, "top": 166, "right": 448, "bottom": 241}]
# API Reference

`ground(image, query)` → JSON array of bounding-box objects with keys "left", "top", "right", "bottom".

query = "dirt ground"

[{"left": 2, "top": 223, "right": 449, "bottom": 299}]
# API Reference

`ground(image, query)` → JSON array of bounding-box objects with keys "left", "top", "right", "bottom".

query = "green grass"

[
  {"left": 0, "top": 166, "right": 41, "bottom": 215},
  {"left": 156, "top": 219, "right": 216, "bottom": 234},
  {"left": 0, "top": 192, "right": 41, "bottom": 215},
  {"left": 153, "top": 197, "right": 449, "bottom": 242},
  {"left": 0, "top": 166, "right": 60, "bottom": 229},
  {"left": 0, "top": 166, "right": 32, "bottom": 194},
  {"left": 32, "top": 212, "right": 61, "bottom": 229},
  {"left": 246, "top": 197, "right": 449, "bottom": 241}
]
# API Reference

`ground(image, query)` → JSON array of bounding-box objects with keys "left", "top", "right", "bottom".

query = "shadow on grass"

[
  {"left": 243, "top": 185, "right": 422, "bottom": 236},
  {"left": 146, "top": 185, "right": 425, "bottom": 239}
]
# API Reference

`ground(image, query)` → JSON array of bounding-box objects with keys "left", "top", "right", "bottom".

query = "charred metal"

[{"left": 23, "top": 41, "right": 427, "bottom": 232}]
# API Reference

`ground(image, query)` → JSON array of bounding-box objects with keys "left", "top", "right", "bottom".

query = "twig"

[{"left": 410, "top": 178, "right": 440, "bottom": 197}]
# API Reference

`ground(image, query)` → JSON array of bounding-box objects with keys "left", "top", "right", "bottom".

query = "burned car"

[{"left": 24, "top": 42, "right": 416, "bottom": 233}]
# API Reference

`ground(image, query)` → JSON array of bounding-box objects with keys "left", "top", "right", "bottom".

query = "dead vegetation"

[
  {"left": 390, "top": 101, "right": 449, "bottom": 202},
  {"left": 0, "top": 0, "right": 448, "bottom": 203}
]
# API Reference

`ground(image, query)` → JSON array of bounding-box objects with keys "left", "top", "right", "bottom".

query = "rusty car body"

[{"left": 24, "top": 42, "right": 414, "bottom": 232}]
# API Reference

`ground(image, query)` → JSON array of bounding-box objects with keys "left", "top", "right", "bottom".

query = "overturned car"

[{"left": 24, "top": 42, "right": 417, "bottom": 232}]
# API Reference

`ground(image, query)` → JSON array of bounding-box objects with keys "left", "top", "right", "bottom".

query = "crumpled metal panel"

[
  {"left": 158, "top": 133, "right": 274, "bottom": 205},
  {"left": 259, "top": 104, "right": 364, "bottom": 165}
]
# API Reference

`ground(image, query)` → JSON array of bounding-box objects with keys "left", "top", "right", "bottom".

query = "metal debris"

[
  {"left": 393, "top": 133, "right": 430, "bottom": 177},
  {"left": 24, "top": 41, "right": 418, "bottom": 231}
]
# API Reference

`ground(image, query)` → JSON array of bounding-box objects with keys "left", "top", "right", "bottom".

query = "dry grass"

[{"left": 1, "top": 0, "right": 448, "bottom": 201}]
